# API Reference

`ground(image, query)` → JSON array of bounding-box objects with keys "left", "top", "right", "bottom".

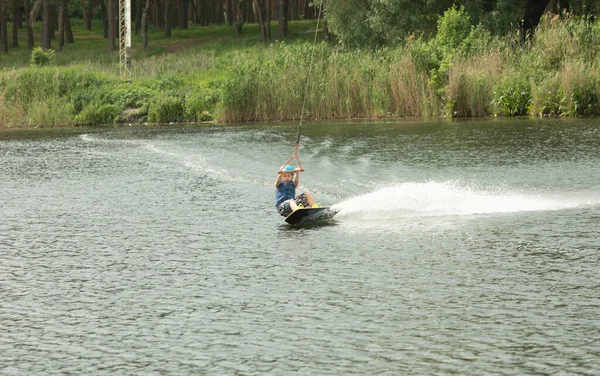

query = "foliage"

[
  {"left": 531, "top": 75, "right": 565, "bottom": 116},
  {"left": 436, "top": 6, "right": 472, "bottom": 51},
  {"left": 185, "top": 89, "right": 219, "bottom": 122},
  {"left": 75, "top": 103, "right": 122, "bottom": 125},
  {"left": 148, "top": 95, "right": 187, "bottom": 123},
  {"left": 3, "top": 17, "right": 600, "bottom": 128},
  {"left": 30, "top": 47, "right": 56, "bottom": 67},
  {"left": 492, "top": 76, "right": 532, "bottom": 116},
  {"left": 560, "top": 62, "right": 599, "bottom": 117}
]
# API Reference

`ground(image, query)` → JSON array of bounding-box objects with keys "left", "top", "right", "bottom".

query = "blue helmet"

[{"left": 282, "top": 165, "right": 294, "bottom": 172}]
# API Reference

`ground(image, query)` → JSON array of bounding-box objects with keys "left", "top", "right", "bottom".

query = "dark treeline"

[
  {"left": 1, "top": 0, "right": 599, "bottom": 55},
  {"left": 0, "top": 0, "right": 319, "bottom": 53}
]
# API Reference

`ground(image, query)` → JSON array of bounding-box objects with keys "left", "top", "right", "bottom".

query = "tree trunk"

[
  {"left": 171, "top": 0, "right": 178, "bottom": 27},
  {"left": 58, "top": 0, "right": 65, "bottom": 51},
  {"left": 24, "top": 0, "right": 34, "bottom": 49},
  {"left": 51, "top": 4, "right": 58, "bottom": 39},
  {"left": 164, "top": 0, "right": 171, "bottom": 36},
  {"left": 217, "top": 0, "right": 224, "bottom": 23},
  {"left": 65, "top": 3, "right": 74, "bottom": 43},
  {"left": 81, "top": 0, "right": 90, "bottom": 30},
  {"left": 179, "top": 0, "right": 189, "bottom": 28},
  {"left": 265, "top": 0, "right": 271, "bottom": 40},
  {"left": 245, "top": 0, "right": 253, "bottom": 23},
  {"left": 289, "top": 0, "right": 295, "bottom": 20},
  {"left": 135, "top": 0, "right": 142, "bottom": 34},
  {"left": 190, "top": 0, "right": 200, "bottom": 25},
  {"left": 277, "top": 0, "right": 287, "bottom": 38},
  {"left": 108, "top": 0, "right": 116, "bottom": 50},
  {"left": 42, "top": 0, "right": 51, "bottom": 49},
  {"left": 141, "top": 0, "right": 150, "bottom": 47},
  {"left": 523, "top": 0, "right": 553, "bottom": 34},
  {"left": 235, "top": 0, "right": 244, "bottom": 35},
  {"left": 11, "top": 0, "right": 18, "bottom": 47},
  {"left": 155, "top": 0, "right": 164, "bottom": 27},
  {"left": 86, "top": 0, "right": 94, "bottom": 30},
  {"left": 0, "top": 7, "right": 8, "bottom": 54},
  {"left": 225, "top": 0, "right": 233, "bottom": 25},
  {"left": 99, "top": 0, "right": 109, "bottom": 38},
  {"left": 253, "top": 0, "right": 269, "bottom": 41}
]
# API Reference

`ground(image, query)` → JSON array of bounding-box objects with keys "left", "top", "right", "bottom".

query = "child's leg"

[
  {"left": 289, "top": 200, "right": 298, "bottom": 211},
  {"left": 304, "top": 191, "right": 317, "bottom": 206}
]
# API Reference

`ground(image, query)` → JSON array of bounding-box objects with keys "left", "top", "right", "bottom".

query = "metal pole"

[{"left": 119, "top": 0, "right": 132, "bottom": 80}]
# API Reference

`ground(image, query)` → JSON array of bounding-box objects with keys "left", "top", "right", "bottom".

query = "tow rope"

[{"left": 282, "top": 0, "right": 324, "bottom": 172}]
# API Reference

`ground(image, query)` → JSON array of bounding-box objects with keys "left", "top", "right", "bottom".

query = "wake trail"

[
  {"left": 332, "top": 181, "right": 600, "bottom": 219},
  {"left": 79, "top": 133, "right": 250, "bottom": 183}
]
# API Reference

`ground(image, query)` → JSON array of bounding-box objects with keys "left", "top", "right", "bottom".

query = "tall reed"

[{"left": 448, "top": 51, "right": 502, "bottom": 117}]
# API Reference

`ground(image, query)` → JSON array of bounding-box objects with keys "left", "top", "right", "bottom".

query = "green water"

[{"left": 1, "top": 118, "right": 599, "bottom": 374}]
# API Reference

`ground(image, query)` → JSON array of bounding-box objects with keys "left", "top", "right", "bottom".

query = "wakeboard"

[{"left": 284, "top": 207, "right": 338, "bottom": 225}]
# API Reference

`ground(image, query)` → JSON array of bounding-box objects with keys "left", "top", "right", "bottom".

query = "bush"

[
  {"left": 30, "top": 47, "right": 55, "bottom": 67},
  {"left": 185, "top": 89, "right": 218, "bottom": 122},
  {"left": 103, "top": 83, "right": 155, "bottom": 108},
  {"left": 148, "top": 95, "right": 186, "bottom": 123},
  {"left": 406, "top": 37, "right": 442, "bottom": 74},
  {"left": 75, "top": 103, "right": 121, "bottom": 125},
  {"left": 560, "top": 62, "right": 599, "bottom": 116},
  {"left": 436, "top": 6, "right": 472, "bottom": 51},
  {"left": 492, "top": 76, "right": 532, "bottom": 116},
  {"left": 531, "top": 76, "right": 565, "bottom": 116}
]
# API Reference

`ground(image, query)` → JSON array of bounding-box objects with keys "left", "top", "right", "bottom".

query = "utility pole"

[{"left": 119, "top": 0, "right": 132, "bottom": 80}]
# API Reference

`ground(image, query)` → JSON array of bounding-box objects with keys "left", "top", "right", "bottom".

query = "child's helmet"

[{"left": 281, "top": 165, "right": 294, "bottom": 172}]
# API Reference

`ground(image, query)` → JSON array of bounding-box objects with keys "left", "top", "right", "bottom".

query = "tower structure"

[{"left": 119, "top": 0, "right": 132, "bottom": 80}]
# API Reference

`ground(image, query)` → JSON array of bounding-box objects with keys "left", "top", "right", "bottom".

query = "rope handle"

[{"left": 282, "top": 143, "right": 304, "bottom": 172}]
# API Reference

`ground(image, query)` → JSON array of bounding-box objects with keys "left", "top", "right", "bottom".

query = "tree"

[
  {"left": 323, "top": 0, "right": 586, "bottom": 48},
  {"left": 99, "top": 0, "right": 108, "bottom": 38},
  {"left": 65, "top": 6, "right": 74, "bottom": 43},
  {"left": 253, "top": 0, "right": 270, "bottom": 41},
  {"left": 58, "top": 0, "right": 65, "bottom": 51},
  {"left": 24, "top": 0, "right": 34, "bottom": 49},
  {"left": 164, "top": 0, "right": 171, "bottom": 37},
  {"left": 179, "top": 0, "right": 189, "bottom": 29},
  {"left": 141, "top": 0, "right": 150, "bottom": 47},
  {"left": 235, "top": 0, "right": 244, "bottom": 34},
  {"left": 278, "top": 0, "right": 288, "bottom": 37},
  {"left": 11, "top": 0, "right": 18, "bottom": 47},
  {"left": 0, "top": 4, "right": 7, "bottom": 54},
  {"left": 107, "top": 0, "right": 116, "bottom": 50},
  {"left": 42, "top": 0, "right": 51, "bottom": 49},
  {"left": 135, "top": 0, "right": 142, "bottom": 34}
]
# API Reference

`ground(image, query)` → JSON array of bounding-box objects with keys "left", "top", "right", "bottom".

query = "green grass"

[
  {"left": 1, "top": 20, "right": 322, "bottom": 70},
  {"left": 1, "top": 15, "right": 600, "bottom": 128}
]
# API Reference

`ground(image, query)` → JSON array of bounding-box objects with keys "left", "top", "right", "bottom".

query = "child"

[{"left": 275, "top": 165, "right": 319, "bottom": 217}]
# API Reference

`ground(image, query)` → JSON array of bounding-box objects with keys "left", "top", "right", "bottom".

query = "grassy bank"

[{"left": 1, "top": 13, "right": 600, "bottom": 128}]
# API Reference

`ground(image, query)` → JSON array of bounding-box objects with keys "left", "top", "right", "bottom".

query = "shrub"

[
  {"left": 447, "top": 54, "right": 498, "bottom": 117},
  {"left": 492, "top": 76, "right": 532, "bottom": 116},
  {"left": 185, "top": 89, "right": 218, "bottom": 122},
  {"left": 148, "top": 95, "right": 186, "bottom": 123},
  {"left": 30, "top": 47, "right": 55, "bottom": 67},
  {"left": 560, "top": 62, "right": 599, "bottom": 116},
  {"left": 531, "top": 75, "right": 565, "bottom": 116},
  {"left": 436, "top": 6, "right": 472, "bottom": 51},
  {"left": 75, "top": 103, "right": 122, "bottom": 125},
  {"left": 406, "top": 37, "right": 442, "bottom": 74}
]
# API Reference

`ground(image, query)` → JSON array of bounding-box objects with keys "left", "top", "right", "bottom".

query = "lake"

[{"left": 1, "top": 118, "right": 599, "bottom": 374}]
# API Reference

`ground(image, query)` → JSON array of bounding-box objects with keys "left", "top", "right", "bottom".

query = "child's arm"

[
  {"left": 274, "top": 171, "right": 283, "bottom": 189},
  {"left": 293, "top": 168, "right": 301, "bottom": 187}
]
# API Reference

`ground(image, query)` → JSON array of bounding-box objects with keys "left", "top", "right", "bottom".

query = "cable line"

[{"left": 282, "top": 0, "right": 325, "bottom": 172}]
